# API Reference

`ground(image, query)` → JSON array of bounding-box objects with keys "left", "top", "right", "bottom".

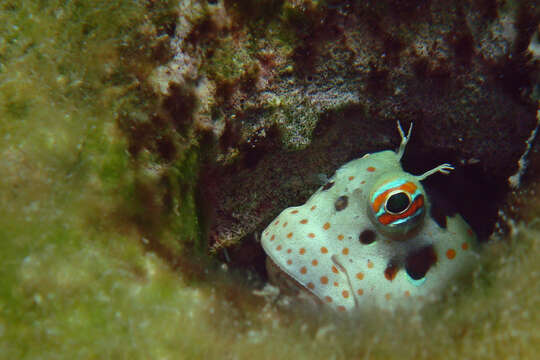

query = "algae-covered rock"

[{"left": 167, "top": 0, "right": 539, "bottom": 253}]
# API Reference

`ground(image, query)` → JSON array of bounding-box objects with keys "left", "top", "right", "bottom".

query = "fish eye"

[
  {"left": 385, "top": 191, "right": 411, "bottom": 214},
  {"left": 368, "top": 177, "right": 425, "bottom": 234}
]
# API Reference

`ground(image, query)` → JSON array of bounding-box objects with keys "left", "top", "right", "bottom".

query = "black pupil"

[{"left": 386, "top": 192, "right": 410, "bottom": 213}]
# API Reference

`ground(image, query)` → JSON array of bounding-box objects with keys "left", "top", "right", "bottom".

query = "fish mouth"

[{"left": 331, "top": 254, "right": 358, "bottom": 310}]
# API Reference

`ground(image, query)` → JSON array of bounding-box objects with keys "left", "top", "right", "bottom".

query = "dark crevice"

[{"left": 402, "top": 142, "right": 505, "bottom": 242}]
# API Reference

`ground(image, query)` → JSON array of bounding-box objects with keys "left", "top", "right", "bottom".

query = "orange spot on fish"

[{"left": 384, "top": 264, "right": 398, "bottom": 281}]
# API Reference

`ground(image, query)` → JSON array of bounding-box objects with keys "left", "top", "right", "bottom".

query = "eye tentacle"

[
  {"left": 396, "top": 120, "right": 413, "bottom": 159},
  {"left": 417, "top": 163, "right": 454, "bottom": 180}
]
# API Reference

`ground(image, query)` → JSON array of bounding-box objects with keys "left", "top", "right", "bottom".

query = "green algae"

[
  {"left": 155, "top": 146, "right": 204, "bottom": 256},
  {"left": 0, "top": 1, "right": 539, "bottom": 359},
  {"left": 204, "top": 35, "right": 255, "bottom": 82},
  {"left": 0, "top": 0, "right": 208, "bottom": 356}
]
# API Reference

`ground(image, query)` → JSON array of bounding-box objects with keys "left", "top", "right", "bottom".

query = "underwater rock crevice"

[{"left": 141, "top": 0, "right": 539, "bottom": 271}]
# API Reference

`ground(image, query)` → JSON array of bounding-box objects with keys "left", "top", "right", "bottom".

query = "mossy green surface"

[
  {"left": 203, "top": 35, "right": 255, "bottom": 82},
  {"left": 0, "top": 1, "right": 539, "bottom": 359},
  {"left": 0, "top": 0, "right": 207, "bottom": 356},
  {"left": 163, "top": 147, "right": 204, "bottom": 254}
]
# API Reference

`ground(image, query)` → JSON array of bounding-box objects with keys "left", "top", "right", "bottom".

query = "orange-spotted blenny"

[{"left": 261, "top": 122, "right": 477, "bottom": 313}]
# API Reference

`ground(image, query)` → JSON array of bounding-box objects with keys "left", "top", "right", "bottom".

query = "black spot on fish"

[
  {"left": 405, "top": 245, "right": 437, "bottom": 280},
  {"left": 430, "top": 206, "right": 448, "bottom": 229},
  {"left": 334, "top": 195, "right": 348, "bottom": 211},
  {"left": 359, "top": 229, "right": 376, "bottom": 245}
]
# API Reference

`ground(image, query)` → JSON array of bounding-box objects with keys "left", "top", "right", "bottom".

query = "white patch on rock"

[
  {"left": 508, "top": 109, "right": 540, "bottom": 189},
  {"left": 528, "top": 27, "right": 540, "bottom": 60}
]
